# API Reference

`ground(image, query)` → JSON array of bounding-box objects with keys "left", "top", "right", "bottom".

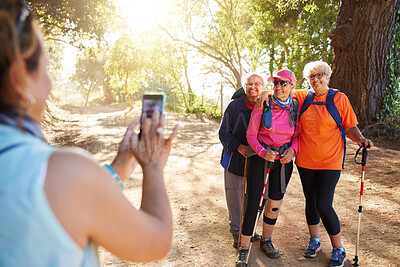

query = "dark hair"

[{"left": 0, "top": 0, "right": 41, "bottom": 106}]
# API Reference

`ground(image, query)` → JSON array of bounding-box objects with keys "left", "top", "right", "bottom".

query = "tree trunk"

[
  {"left": 269, "top": 44, "right": 275, "bottom": 77},
  {"left": 102, "top": 76, "right": 114, "bottom": 104},
  {"left": 124, "top": 71, "right": 134, "bottom": 110},
  {"left": 329, "top": 0, "right": 400, "bottom": 125},
  {"left": 85, "top": 83, "right": 93, "bottom": 107},
  {"left": 233, "top": 69, "right": 242, "bottom": 89}
]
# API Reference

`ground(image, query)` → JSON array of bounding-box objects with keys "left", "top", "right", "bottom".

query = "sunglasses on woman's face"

[{"left": 272, "top": 80, "right": 292, "bottom": 87}]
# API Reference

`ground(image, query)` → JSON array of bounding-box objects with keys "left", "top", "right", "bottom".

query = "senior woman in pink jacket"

[{"left": 236, "top": 69, "right": 300, "bottom": 266}]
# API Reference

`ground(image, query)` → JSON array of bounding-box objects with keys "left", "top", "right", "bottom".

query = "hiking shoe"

[
  {"left": 232, "top": 232, "right": 239, "bottom": 248},
  {"left": 304, "top": 237, "right": 321, "bottom": 258},
  {"left": 235, "top": 247, "right": 249, "bottom": 267},
  {"left": 260, "top": 238, "right": 280, "bottom": 258},
  {"left": 328, "top": 248, "right": 347, "bottom": 267}
]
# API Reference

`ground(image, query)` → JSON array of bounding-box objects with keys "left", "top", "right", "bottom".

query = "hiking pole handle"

[
  {"left": 266, "top": 160, "right": 272, "bottom": 169},
  {"left": 354, "top": 144, "right": 368, "bottom": 166}
]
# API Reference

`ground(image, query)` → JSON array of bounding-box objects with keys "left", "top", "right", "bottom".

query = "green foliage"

[
  {"left": 104, "top": 33, "right": 144, "bottom": 99},
  {"left": 39, "top": 0, "right": 342, "bottom": 122},
  {"left": 169, "top": 0, "right": 262, "bottom": 89},
  {"left": 74, "top": 46, "right": 106, "bottom": 105},
  {"left": 138, "top": 31, "right": 194, "bottom": 109},
  {"left": 28, "top": 0, "right": 119, "bottom": 45},
  {"left": 185, "top": 96, "right": 222, "bottom": 122},
  {"left": 45, "top": 40, "right": 64, "bottom": 81},
  {"left": 380, "top": 7, "right": 400, "bottom": 119},
  {"left": 248, "top": 0, "right": 337, "bottom": 84}
]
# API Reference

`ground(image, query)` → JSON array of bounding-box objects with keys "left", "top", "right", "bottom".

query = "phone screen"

[
  {"left": 140, "top": 93, "right": 165, "bottom": 137},
  {"left": 142, "top": 94, "right": 165, "bottom": 118}
]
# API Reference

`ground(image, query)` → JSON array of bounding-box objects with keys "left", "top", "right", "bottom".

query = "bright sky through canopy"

[{"left": 118, "top": 0, "right": 173, "bottom": 33}]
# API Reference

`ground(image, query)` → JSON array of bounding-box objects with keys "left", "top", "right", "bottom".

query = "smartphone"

[{"left": 139, "top": 93, "right": 166, "bottom": 137}]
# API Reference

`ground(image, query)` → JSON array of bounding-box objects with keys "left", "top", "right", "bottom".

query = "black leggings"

[
  {"left": 297, "top": 166, "right": 341, "bottom": 235},
  {"left": 241, "top": 156, "right": 293, "bottom": 236}
]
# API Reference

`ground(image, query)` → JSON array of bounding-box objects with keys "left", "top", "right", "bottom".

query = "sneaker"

[
  {"left": 235, "top": 247, "right": 249, "bottom": 267},
  {"left": 260, "top": 238, "right": 280, "bottom": 258},
  {"left": 232, "top": 232, "right": 239, "bottom": 248},
  {"left": 304, "top": 237, "right": 321, "bottom": 258},
  {"left": 328, "top": 247, "right": 348, "bottom": 267}
]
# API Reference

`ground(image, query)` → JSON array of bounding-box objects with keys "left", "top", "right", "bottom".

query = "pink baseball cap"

[{"left": 267, "top": 69, "right": 296, "bottom": 84}]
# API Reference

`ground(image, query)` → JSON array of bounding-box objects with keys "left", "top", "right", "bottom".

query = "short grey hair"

[
  {"left": 303, "top": 61, "right": 332, "bottom": 80},
  {"left": 242, "top": 72, "right": 265, "bottom": 86}
]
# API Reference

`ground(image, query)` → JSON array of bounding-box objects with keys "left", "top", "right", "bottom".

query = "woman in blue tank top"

[{"left": 0, "top": 1, "right": 179, "bottom": 266}]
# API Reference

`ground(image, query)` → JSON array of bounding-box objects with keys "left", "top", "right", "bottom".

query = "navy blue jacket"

[{"left": 219, "top": 95, "right": 252, "bottom": 176}]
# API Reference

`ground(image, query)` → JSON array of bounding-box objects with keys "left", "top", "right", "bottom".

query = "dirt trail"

[{"left": 47, "top": 105, "right": 400, "bottom": 267}]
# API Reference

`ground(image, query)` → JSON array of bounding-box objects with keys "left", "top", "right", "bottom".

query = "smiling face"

[
  {"left": 273, "top": 80, "right": 295, "bottom": 102},
  {"left": 244, "top": 75, "right": 264, "bottom": 102},
  {"left": 307, "top": 70, "right": 330, "bottom": 95}
]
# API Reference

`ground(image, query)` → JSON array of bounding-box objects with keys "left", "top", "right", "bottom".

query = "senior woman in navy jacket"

[{"left": 219, "top": 73, "right": 265, "bottom": 248}]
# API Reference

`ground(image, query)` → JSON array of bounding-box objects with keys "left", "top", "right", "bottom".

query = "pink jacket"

[{"left": 246, "top": 103, "right": 300, "bottom": 159}]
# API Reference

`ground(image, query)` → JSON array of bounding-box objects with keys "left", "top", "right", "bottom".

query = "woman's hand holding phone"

[
  {"left": 132, "top": 112, "right": 179, "bottom": 170},
  {"left": 110, "top": 119, "right": 139, "bottom": 180}
]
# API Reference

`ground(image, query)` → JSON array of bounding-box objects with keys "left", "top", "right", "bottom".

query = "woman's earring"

[
  {"left": 20, "top": 93, "right": 36, "bottom": 110},
  {"left": 27, "top": 93, "right": 36, "bottom": 105}
]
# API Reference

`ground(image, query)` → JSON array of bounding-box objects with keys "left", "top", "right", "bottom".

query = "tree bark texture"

[{"left": 329, "top": 0, "right": 400, "bottom": 125}]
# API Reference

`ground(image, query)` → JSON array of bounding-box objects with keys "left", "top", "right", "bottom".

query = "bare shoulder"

[
  {"left": 44, "top": 147, "right": 128, "bottom": 247},
  {"left": 50, "top": 146, "right": 99, "bottom": 170},
  {"left": 46, "top": 146, "right": 122, "bottom": 204},
  {"left": 47, "top": 147, "right": 108, "bottom": 184}
]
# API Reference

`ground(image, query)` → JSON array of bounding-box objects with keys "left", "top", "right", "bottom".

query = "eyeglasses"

[
  {"left": 272, "top": 80, "right": 292, "bottom": 87},
  {"left": 308, "top": 72, "right": 326, "bottom": 80},
  {"left": 245, "top": 82, "right": 263, "bottom": 88},
  {"left": 16, "top": 0, "right": 31, "bottom": 34}
]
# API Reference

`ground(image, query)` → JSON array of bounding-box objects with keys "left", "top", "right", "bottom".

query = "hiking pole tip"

[{"left": 352, "top": 255, "right": 359, "bottom": 267}]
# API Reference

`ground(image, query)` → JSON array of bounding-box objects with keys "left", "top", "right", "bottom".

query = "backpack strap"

[
  {"left": 326, "top": 89, "right": 346, "bottom": 169},
  {"left": 298, "top": 88, "right": 346, "bottom": 168},
  {"left": 289, "top": 98, "right": 299, "bottom": 129},
  {"left": 299, "top": 89, "right": 315, "bottom": 119},
  {"left": 261, "top": 97, "right": 273, "bottom": 130},
  {"left": 262, "top": 96, "right": 299, "bottom": 130}
]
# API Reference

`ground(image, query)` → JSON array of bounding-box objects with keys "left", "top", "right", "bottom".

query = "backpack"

[
  {"left": 231, "top": 87, "right": 245, "bottom": 99},
  {"left": 262, "top": 96, "right": 299, "bottom": 131},
  {"left": 298, "top": 88, "right": 346, "bottom": 168}
]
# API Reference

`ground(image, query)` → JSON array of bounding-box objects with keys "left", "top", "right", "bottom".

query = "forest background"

[
  {"left": 23, "top": 1, "right": 400, "bottom": 265},
  {"left": 30, "top": 0, "right": 400, "bottom": 140}
]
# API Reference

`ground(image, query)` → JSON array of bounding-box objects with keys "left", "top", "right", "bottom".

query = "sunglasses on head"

[
  {"left": 16, "top": 0, "right": 31, "bottom": 34},
  {"left": 272, "top": 80, "right": 292, "bottom": 87}
]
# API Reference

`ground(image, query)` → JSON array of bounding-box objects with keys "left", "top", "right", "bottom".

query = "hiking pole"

[
  {"left": 353, "top": 144, "right": 368, "bottom": 267},
  {"left": 245, "top": 161, "right": 272, "bottom": 266},
  {"left": 238, "top": 158, "right": 247, "bottom": 248}
]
